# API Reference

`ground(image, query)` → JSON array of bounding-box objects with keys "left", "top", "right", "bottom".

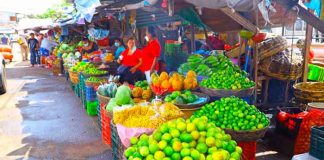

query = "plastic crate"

[
  {"left": 85, "top": 86, "right": 97, "bottom": 101},
  {"left": 97, "top": 103, "right": 102, "bottom": 131},
  {"left": 275, "top": 107, "right": 304, "bottom": 138},
  {"left": 86, "top": 100, "right": 98, "bottom": 116},
  {"left": 102, "top": 104, "right": 111, "bottom": 146},
  {"left": 110, "top": 120, "right": 125, "bottom": 160},
  {"left": 237, "top": 141, "right": 256, "bottom": 160},
  {"left": 309, "top": 126, "right": 324, "bottom": 160}
]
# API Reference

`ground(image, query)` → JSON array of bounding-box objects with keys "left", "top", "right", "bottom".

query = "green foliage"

[{"left": 29, "top": 0, "right": 74, "bottom": 20}]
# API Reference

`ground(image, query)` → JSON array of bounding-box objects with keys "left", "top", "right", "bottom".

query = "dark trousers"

[{"left": 119, "top": 67, "right": 144, "bottom": 85}]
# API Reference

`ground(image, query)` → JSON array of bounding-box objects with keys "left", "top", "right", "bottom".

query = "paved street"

[{"left": 0, "top": 46, "right": 112, "bottom": 160}]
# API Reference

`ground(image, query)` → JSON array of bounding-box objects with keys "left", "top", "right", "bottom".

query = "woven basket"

[
  {"left": 199, "top": 86, "right": 255, "bottom": 98},
  {"left": 293, "top": 82, "right": 324, "bottom": 102},
  {"left": 259, "top": 50, "right": 303, "bottom": 80},
  {"left": 69, "top": 70, "right": 79, "bottom": 84},
  {"left": 224, "top": 126, "right": 269, "bottom": 142},
  {"left": 97, "top": 92, "right": 111, "bottom": 106},
  {"left": 173, "top": 92, "right": 210, "bottom": 109},
  {"left": 258, "top": 36, "right": 288, "bottom": 61},
  {"left": 226, "top": 45, "right": 246, "bottom": 58},
  {"left": 85, "top": 80, "right": 105, "bottom": 88},
  {"left": 81, "top": 72, "right": 108, "bottom": 78}
]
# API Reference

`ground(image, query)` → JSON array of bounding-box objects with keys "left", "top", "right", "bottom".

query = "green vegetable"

[{"left": 115, "top": 85, "right": 132, "bottom": 106}]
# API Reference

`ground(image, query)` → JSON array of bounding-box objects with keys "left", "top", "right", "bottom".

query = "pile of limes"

[
  {"left": 124, "top": 117, "right": 242, "bottom": 160},
  {"left": 192, "top": 97, "right": 269, "bottom": 131}
]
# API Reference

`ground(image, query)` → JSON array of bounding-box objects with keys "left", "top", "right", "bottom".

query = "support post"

[
  {"left": 302, "top": 10, "right": 314, "bottom": 82},
  {"left": 190, "top": 23, "right": 196, "bottom": 53}
]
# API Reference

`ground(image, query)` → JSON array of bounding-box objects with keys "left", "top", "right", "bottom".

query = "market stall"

[{"left": 37, "top": 0, "right": 324, "bottom": 159}]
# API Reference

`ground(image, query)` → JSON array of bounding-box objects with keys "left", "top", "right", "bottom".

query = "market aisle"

[{"left": 0, "top": 61, "right": 112, "bottom": 159}]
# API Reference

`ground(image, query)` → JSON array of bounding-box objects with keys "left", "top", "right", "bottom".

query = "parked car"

[{"left": 0, "top": 54, "right": 6, "bottom": 94}]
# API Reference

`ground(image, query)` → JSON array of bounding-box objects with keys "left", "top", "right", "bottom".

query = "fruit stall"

[{"left": 31, "top": 0, "right": 324, "bottom": 159}]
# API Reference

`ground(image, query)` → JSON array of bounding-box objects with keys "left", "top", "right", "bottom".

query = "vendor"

[
  {"left": 81, "top": 37, "right": 99, "bottom": 54},
  {"left": 141, "top": 26, "right": 161, "bottom": 83},
  {"left": 114, "top": 38, "right": 125, "bottom": 60},
  {"left": 117, "top": 37, "right": 144, "bottom": 84}
]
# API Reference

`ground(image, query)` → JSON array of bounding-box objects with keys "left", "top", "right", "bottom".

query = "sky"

[{"left": 0, "top": 0, "right": 64, "bottom": 14}]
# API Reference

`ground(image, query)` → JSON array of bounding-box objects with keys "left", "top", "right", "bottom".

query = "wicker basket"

[
  {"left": 85, "top": 80, "right": 105, "bottom": 88},
  {"left": 69, "top": 70, "right": 80, "bottom": 84},
  {"left": 259, "top": 49, "right": 303, "bottom": 81},
  {"left": 199, "top": 86, "right": 255, "bottom": 98},
  {"left": 81, "top": 72, "right": 108, "bottom": 78},
  {"left": 258, "top": 36, "right": 288, "bottom": 61},
  {"left": 224, "top": 126, "right": 269, "bottom": 142},
  {"left": 97, "top": 92, "right": 111, "bottom": 106},
  {"left": 293, "top": 82, "right": 324, "bottom": 102},
  {"left": 226, "top": 45, "right": 246, "bottom": 58}
]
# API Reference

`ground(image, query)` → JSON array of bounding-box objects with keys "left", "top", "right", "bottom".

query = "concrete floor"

[{"left": 0, "top": 46, "right": 112, "bottom": 160}]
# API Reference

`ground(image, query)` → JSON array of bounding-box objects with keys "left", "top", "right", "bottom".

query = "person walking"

[
  {"left": 27, "top": 33, "right": 39, "bottom": 67},
  {"left": 17, "top": 35, "right": 28, "bottom": 61},
  {"left": 141, "top": 26, "right": 161, "bottom": 83}
]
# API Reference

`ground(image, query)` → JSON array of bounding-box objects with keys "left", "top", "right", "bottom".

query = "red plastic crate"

[
  {"left": 238, "top": 141, "right": 256, "bottom": 160},
  {"left": 101, "top": 103, "right": 111, "bottom": 146}
]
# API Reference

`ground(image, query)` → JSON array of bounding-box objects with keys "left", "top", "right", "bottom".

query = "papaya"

[
  {"left": 184, "top": 78, "right": 193, "bottom": 90},
  {"left": 172, "top": 78, "right": 183, "bottom": 91}
]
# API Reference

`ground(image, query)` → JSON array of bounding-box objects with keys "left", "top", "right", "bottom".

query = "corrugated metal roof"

[{"left": 136, "top": 8, "right": 182, "bottom": 28}]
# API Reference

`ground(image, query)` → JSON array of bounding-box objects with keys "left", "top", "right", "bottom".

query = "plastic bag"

[{"left": 116, "top": 124, "right": 154, "bottom": 147}]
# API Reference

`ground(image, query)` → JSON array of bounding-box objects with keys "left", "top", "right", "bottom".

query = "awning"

[{"left": 184, "top": 0, "right": 261, "bottom": 12}]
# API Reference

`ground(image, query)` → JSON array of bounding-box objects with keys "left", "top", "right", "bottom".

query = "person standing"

[
  {"left": 27, "top": 33, "right": 39, "bottom": 67},
  {"left": 17, "top": 35, "right": 28, "bottom": 61},
  {"left": 141, "top": 26, "right": 161, "bottom": 83}
]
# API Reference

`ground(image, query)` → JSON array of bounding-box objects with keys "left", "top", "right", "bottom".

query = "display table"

[{"left": 292, "top": 153, "right": 319, "bottom": 160}]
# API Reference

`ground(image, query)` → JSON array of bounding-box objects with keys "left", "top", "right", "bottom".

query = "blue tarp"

[
  {"left": 75, "top": 0, "right": 101, "bottom": 22},
  {"left": 303, "top": 0, "right": 321, "bottom": 17}
]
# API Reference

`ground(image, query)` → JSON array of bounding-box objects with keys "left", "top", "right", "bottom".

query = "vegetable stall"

[{"left": 31, "top": 0, "right": 324, "bottom": 159}]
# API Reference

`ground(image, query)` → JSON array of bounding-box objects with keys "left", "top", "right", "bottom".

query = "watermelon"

[{"left": 98, "top": 85, "right": 108, "bottom": 96}]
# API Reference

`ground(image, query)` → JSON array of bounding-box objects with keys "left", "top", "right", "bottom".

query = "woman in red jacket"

[
  {"left": 117, "top": 37, "right": 144, "bottom": 84},
  {"left": 141, "top": 26, "right": 161, "bottom": 83}
]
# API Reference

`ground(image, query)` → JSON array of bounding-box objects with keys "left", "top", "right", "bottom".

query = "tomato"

[
  {"left": 252, "top": 32, "right": 266, "bottom": 43},
  {"left": 296, "top": 111, "right": 308, "bottom": 119},
  {"left": 224, "top": 44, "right": 232, "bottom": 51},
  {"left": 278, "top": 111, "right": 288, "bottom": 122}
]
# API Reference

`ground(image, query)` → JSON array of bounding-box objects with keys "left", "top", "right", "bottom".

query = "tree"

[{"left": 29, "top": 0, "right": 74, "bottom": 21}]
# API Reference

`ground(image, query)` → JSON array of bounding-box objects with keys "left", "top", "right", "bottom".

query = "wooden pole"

[
  {"left": 190, "top": 23, "right": 196, "bottom": 53},
  {"left": 302, "top": 10, "right": 314, "bottom": 82},
  {"left": 253, "top": 9, "right": 259, "bottom": 105}
]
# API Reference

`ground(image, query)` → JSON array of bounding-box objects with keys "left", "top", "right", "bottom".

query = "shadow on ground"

[{"left": 1, "top": 62, "right": 112, "bottom": 159}]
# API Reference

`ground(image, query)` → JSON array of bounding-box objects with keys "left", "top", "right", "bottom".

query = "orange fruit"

[
  {"left": 161, "top": 80, "right": 171, "bottom": 89},
  {"left": 172, "top": 78, "right": 183, "bottom": 91},
  {"left": 159, "top": 72, "right": 169, "bottom": 81},
  {"left": 187, "top": 70, "right": 197, "bottom": 78}
]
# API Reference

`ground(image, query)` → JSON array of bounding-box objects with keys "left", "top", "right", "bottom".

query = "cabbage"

[{"left": 115, "top": 85, "right": 132, "bottom": 106}]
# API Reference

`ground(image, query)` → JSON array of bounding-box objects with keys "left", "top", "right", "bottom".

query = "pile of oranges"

[{"left": 151, "top": 71, "right": 198, "bottom": 92}]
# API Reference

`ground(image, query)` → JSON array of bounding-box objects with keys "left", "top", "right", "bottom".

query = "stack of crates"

[
  {"left": 97, "top": 103, "right": 102, "bottom": 131},
  {"left": 85, "top": 86, "right": 98, "bottom": 116},
  {"left": 101, "top": 104, "right": 111, "bottom": 146},
  {"left": 309, "top": 126, "right": 324, "bottom": 160},
  {"left": 79, "top": 73, "right": 87, "bottom": 109},
  {"left": 111, "top": 120, "right": 125, "bottom": 160}
]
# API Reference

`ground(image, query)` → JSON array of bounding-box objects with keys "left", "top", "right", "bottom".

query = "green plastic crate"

[
  {"left": 86, "top": 100, "right": 98, "bottom": 116},
  {"left": 308, "top": 64, "right": 324, "bottom": 82}
]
